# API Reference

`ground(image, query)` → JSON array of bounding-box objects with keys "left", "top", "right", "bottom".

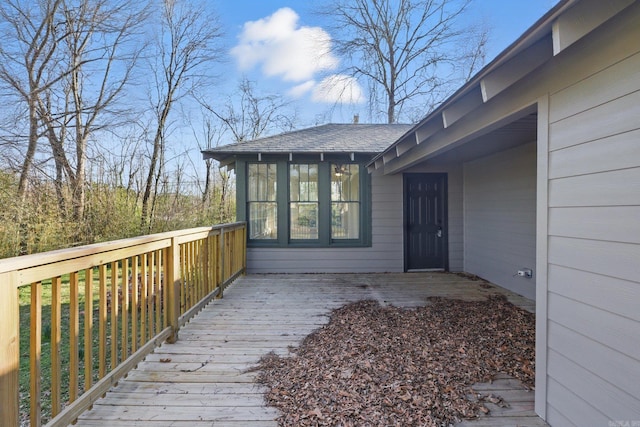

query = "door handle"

[{"left": 437, "top": 227, "right": 442, "bottom": 238}]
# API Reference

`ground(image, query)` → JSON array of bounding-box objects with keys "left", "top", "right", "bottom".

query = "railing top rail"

[{"left": 0, "top": 222, "right": 246, "bottom": 276}]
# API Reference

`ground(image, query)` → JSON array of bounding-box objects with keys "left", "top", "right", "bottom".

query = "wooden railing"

[{"left": 0, "top": 222, "right": 246, "bottom": 426}]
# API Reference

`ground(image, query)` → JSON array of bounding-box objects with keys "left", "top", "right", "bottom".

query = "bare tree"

[
  {"left": 0, "top": 0, "right": 64, "bottom": 202},
  {"left": 195, "top": 78, "right": 297, "bottom": 223},
  {"left": 188, "top": 110, "right": 223, "bottom": 206},
  {"left": 202, "top": 78, "right": 297, "bottom": 143},
  {"left": 39, "top": 0, "right": 148, "bottom": 224},
  {"left": 0, "top": 0, "right": 67, "bottom": 253},
  {"left": 320, "top": 0, "right": 488, "bottom": 123},
  {"left": 140, "top": 0, "right": 223, "bottom": 233}
]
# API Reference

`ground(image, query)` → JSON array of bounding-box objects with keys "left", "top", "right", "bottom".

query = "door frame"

[{"left": 403, "top": 173, "right": 449, "bottom": 272}]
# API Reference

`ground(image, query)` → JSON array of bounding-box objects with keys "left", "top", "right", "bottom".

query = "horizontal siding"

[
  {"left": 549, "top": 128, "right": 640, "bottom": 179},
  {"left": 545, "top": 405, "right": 576, "bottom": 427},
  {"left": 546, "top": 378, "right": 610, "bottom": 427},
  {"left": 546, "top": 19, "right": 640, "bottom": 424},
  {"left": 548, "top": 349, "right": 640, "bottom": 422},
  {"left": 549, "top": 48, "right": 640, "bottom": 123},
  {"left": 247, "top": 173, "right": 404, "bottom": 273},
  {"left": 548, "top": 265, "right": 640, "bottom": 322},
  {"left": 463, "top": 142, "right": 537, "bottom": 300},
  {"left": 549, "top": 88, "right": 640, "bottom": 151},
  {"left": 548, "top": 321, "right": 640, "bottom": 401},
  {"left": 548, "top": 236, "right": 640, "bottom": 284},
  {"left": 548, "top": 293, "right": 639, "bottom": 361},
  {"left": 549, "top": 206, "right": 640, "bottom": 244},
  {"left": 549, "top": 168, "right": 640, "bottom": 207}
]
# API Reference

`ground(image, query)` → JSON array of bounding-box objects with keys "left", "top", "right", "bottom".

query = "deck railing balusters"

[{"left": 0, "top": 222, "right": 246, "bottom": 426}]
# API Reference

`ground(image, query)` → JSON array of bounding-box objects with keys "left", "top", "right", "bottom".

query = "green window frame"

[
  {"left": 239, "top": 157, "right": 371, "bottom": 248},
  {"left": 289, "top": 164, "right": 319, "bottom": 240},
  {"left": 331, "top": 164, "right": 360, "bottom": 240},
  {"left": 247, "top": 163, "right": 277, "bottom": 240}
]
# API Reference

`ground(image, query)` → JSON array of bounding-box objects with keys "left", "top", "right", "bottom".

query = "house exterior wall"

[
  {"left": 247, "top": 162, "right": 465, "bottom": 273},
  {"left": 377, "top": 3, "right": 640, "bottom": 423},
  {"left": 246, "top": 172, "right": 404, "bottom": 273},
  {"left": 463, "top": 142, "right": 537, "bottom": 300},
  {"left": 543, "top": 33, "right": 640, "bottom": 426}
]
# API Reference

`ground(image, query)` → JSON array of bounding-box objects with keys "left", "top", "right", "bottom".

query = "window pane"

[
  {"left": 331, "top": 164, "right": 359, "bottom": 202},
  {"left": 289, "top": 165, "right": 300, "bottom": 202},
  {"left": 290, "top": 164, "right": 318, "bottom": 202},
  {"left": 332, "top": 202, "right": 359, "bottom": 239},
  {"left": 249, "top": 163, "right": 276, "bottom": 202},
  {"left": 249, "top": 202, "right": 277, "bottom": 239},
  {"left": 290, "top": 202, "right": 318, "bottom": 239},
  {"left": 248, "top": 163, "right": 277, "bottom": 240},
  {"left": 331, "top": 164, "right": 360, "bottom": 239},
  {"left": 290, "top": 164, "right": 319, "bottom": 240}
]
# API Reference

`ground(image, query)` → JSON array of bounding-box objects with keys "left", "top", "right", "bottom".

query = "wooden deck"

[{"left": 73, "top": 272, "right": 546, "bottom": 426}]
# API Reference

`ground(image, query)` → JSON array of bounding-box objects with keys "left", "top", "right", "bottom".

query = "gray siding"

[
  {"left": 463, "top": 142, "right": 537, "bottom": 300},
  {"left": 544, "top": 40, "right": 640, "bottom": 426},
  {"left": 247, "top": 163, "right": 465, "bottom": 274},
  {"left": 246, "top": 173, "right": 404, "bottom": 273}
]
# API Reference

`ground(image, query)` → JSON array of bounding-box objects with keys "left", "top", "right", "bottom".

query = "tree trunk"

[{"left": 16, "top": 95, "right": 41, "bottom": 255}]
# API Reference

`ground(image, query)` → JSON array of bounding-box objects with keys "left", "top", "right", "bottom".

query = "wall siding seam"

[
  {"left": 546, "top": 379, "right": 610, "bottom": 427},
  {"left": 547, "top": 288, "right": 640, "bottom": 327},
  {"left": 547, "top": 348, "right": 640, "bottom": 419},
  {"left": 545, "top": 403, "right": 578, "bottom": 427},
  {"left": 549, "top": 377, "right": 611, "bottom": 427},
  {"left": 549, "top": 51, "right": 640, "bottom": 123},
  {"left": 548, "top": 298, "right": 640, "bottom": 363},
  {"left": 548, "top": 128, "right": 640, "bottom": 157},
  {"left": 546, "top": 231, "right": 640, "bottom": 245},
  {"left": 548, "top": 165, "right": 640, "bottom": 182},
  {"left": 549, "top": 84, "right": 640, "bottom": 125}
]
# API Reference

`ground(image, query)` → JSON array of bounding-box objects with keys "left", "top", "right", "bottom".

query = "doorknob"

[{"left": 437, "top": 227, "right": 442, "bottom": 238}]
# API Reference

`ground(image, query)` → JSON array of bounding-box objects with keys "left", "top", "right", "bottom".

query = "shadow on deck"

[{"left": 73, "top": 272, "right": 546, "bottom": 427}]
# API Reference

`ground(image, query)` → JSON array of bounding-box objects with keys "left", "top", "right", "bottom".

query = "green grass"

[{"left": 17, "top": 266, "right": 156, "bottom": 425}]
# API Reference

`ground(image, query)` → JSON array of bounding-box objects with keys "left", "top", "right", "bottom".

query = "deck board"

[{"left": 73, "top": 272, "right": 546, "bottom": 426}]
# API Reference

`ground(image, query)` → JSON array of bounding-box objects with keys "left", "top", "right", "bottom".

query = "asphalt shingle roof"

[{"left": 202, "top": 123, "right": 413, "bottom": 162}]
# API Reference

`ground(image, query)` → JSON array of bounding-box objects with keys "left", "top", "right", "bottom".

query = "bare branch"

[{"left": 318, "top": 0, "right": 488, "bottom": 123}]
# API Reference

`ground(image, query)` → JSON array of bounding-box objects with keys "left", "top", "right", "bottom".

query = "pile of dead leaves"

[{"left": 254, "top": 295, "right": 535, "bottom": 426}]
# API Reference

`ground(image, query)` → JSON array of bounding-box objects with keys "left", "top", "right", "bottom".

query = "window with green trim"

[
  {"left": 241, "top": 158, "right": 370, "bottom": 247},
  {"left": 331, "top": 164, "right": 360, "bottom": 239},
  {"left": 289, "top": 164, "right": 319, "bottom": 240},
  {"left": 247, "top": 163, "right": 277, "bottom": 240}
]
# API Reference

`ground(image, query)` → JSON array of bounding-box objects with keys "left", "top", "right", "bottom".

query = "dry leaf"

[{"left": 254, "top": 296, "right": 535, "bottom": 426}]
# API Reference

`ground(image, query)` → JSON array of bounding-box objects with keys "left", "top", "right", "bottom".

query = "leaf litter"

[{"left": 254, "top": 295, "right": 535, "bottom": 426}]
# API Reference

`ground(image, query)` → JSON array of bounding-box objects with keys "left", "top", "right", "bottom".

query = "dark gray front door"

[{"left": 404, "top": 173, "right": 448, "bottom": 271}]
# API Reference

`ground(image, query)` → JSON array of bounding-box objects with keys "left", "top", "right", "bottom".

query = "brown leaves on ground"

[{"left": 255, "top": 295, "right": 535, "bottom": 426}]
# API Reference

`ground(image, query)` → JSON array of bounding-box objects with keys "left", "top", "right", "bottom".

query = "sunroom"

[{"left": 204, "top": 123, "right": 412, "bottom": 273}]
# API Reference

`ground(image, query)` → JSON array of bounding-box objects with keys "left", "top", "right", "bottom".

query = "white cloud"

[
  {"left": 288, "top": 80, "right": 316, "bottom": 98},
  {"left": 231, "top": 8, "right": 339, "bottom": 82},
  {"left": 312, "top": 74, "right": 365, "bottom": 104}
]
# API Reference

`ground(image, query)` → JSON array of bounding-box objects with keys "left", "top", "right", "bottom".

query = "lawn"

[{"left": 17, "top": 266, "right": 149, "bottom": 426}]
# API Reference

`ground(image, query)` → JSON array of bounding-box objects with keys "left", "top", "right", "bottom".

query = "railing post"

[
  {"left": 166, "top": 237, "right": 181, "bottom": 343},
  {"left": 218, "top": 227, "right": 225, "bottom": 298},
  {"left": 242, "top": 224, "right": 247, "bottom": 274},
  {"left": 0, "top": 272, "right": 19, "bottom": 426}
]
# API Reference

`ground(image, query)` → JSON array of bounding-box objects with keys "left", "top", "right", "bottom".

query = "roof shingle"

[{"left": 202, "top": 123, "right": 412, "bottom": 162}]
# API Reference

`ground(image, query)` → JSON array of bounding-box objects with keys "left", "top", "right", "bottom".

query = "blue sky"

[
  {"left": 207, "top": 0, "right": 558, "bottom": 125},
  {"left": 175, "top": 1, "right": 560, "bottom": 179}
]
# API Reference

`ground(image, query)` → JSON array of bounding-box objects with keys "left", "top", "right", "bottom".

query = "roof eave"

[{"left": 367, "top": 0, "right": 579, "bottom": 170}]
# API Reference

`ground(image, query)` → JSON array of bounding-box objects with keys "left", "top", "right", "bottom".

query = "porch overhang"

[{"left": 368, "top": 0, "right": 634, "bottom": 174}]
